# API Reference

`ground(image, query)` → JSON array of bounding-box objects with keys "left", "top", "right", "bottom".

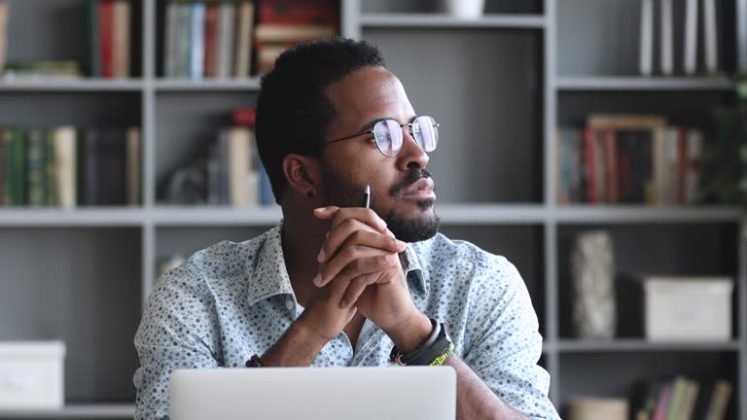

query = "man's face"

[{"left": 320, "top": 66, "right": 439, "bottom": 243}]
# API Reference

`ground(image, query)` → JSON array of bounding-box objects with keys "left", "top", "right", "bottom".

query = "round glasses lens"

[
  {"left": 373, "top": 119, "right": 402, "bottom": 156},
  {"left": 414, "top": 116, "right": 437, "bottom": 152}
]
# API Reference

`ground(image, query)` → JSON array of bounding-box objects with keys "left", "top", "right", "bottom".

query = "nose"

[{"left": 396, "top": 129, "right": 429, "bottom": 171}]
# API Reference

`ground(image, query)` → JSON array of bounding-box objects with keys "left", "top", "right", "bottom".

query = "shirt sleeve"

[
  {"left": 461, "top": 255, "right": 560, "bottom": 420},
  {"left": 133, "top": 264, "right": 222, "bottom": 420}
]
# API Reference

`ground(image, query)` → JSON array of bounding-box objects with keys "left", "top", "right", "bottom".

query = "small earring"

[{"left": 306, "top": 190, "right": 316, "bottom": 198}]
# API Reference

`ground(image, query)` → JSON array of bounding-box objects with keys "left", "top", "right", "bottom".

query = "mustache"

[{"left": 390, "top": 167, "right": 433, "bottom": 196}]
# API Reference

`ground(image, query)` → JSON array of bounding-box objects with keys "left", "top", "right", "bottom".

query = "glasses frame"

[{"left": 324, "top": 115, "right": 439, "bottom": 156}]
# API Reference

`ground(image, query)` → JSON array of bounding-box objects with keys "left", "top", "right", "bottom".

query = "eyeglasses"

[{"left": 325, "top": 115, "right": 439, "bottom": 157}]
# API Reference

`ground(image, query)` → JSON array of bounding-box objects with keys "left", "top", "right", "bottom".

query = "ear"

[{"left": 281, "top": 153, "right": 323, "bottom": 197}]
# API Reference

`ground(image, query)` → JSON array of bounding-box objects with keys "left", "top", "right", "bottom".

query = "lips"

[{"left": 400, "top": 177, "right": 436, "bottom": 200}]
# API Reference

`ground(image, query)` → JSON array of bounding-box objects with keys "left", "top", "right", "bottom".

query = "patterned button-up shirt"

[{"left": 133, "top": 224, "right": 559, "bottom": 419}]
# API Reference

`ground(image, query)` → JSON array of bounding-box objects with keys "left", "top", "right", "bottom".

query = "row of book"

[
  {"left": 556, "top": 114, "right": 704, "bottom": 205},
  {"left": 162, "top": 106, "right": 274, "bottom": 207},
  {"left": 632, "top": 377, "right": 732, "bottom": 420},
  {"left": 163, "top": 0, "right": 338, "bottom": 79},
  {"left": 0, "top": 126, "right": 140, "bottom": 207},
  {"left": 639, "top": 0, "right": 721, "bottom": 76}
]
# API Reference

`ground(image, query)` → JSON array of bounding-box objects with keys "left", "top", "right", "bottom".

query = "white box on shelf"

[
  {"left": 0, "top": 341, "right": 65, "bottom": 409},
  {"left": 644, "top": 277, "right": 733, "bottom": 341}
]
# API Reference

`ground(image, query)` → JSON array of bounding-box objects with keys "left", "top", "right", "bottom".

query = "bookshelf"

[{"left": 0, "top": 0, "right": 744, "bottom": 418}]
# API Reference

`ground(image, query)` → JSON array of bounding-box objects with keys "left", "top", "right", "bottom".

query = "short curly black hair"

[{"left": 255, "top": 37, "right": 386, "bottom": 204}]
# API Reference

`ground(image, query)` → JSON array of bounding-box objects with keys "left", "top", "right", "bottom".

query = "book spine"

[
  {"left": 88, "top": 0, "right": 101, "bottom": 77},
  {"left": 175, "top": 3, "right": 191, "bottom": 78},
  {"left": 660, "top": 0, "right": 674, "bottom": 75},
  {"left": 54, "top": 126, "right": 77, "bottom": 209},
  {"left": 189, "top": 2, "right": 205, "bottom": 80},
  {"left": 165, "top": 1, "right": 179, "bottom": 77},
  {"left": 26, "top": 129, "right": 47, "bottom": 207},
  {"left": 584, "top": 127, "right": 597, "bottom": 204},
  {"left": 112, "top": 0, "right": 131, "bottom": 78},
  {"left": 640, "top": 0, "right": 654, "bottom": 76},
  {"left": 0, "top": 2, "right": 7, "bottom": 75},
  {"left": 227, "top": 127, "right": 252, "bottom": 207},
  {"left": 703, "top": 0, "right": 718, "bottom": 74},
  {"left": 234, "top": 1, "right": 254, "bottom": 78},
  {"left": 46, "top": 131, "right": 58, "bottom": 207},
  {"left": 216, "top": 2, "right": 235, "bottom": 79},
  {"left": 204, "top": 3, "right": 219, "bottom": 78},
  {"left": 11, "top": 128, "right": 27, "bottom": 206},
  {"left": 684, "top": 0, "right": 699, "bottom": 75},
  {"left": 99, "top": 0, "right": 115, "bottom": 78},
  {"left": 126, "top": 126, "right": 140, "bottom": 206}
]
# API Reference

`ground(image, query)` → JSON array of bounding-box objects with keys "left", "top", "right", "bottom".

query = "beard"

[{"left": 322, "top": 166, "right": 440, "bottom": 243}]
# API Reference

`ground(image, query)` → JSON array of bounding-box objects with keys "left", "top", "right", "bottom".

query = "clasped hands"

[{"left": 298, "top": 206, "right": 428, "bottom": 350}]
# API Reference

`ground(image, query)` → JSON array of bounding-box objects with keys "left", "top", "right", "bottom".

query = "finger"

[
  {"left": 340, "top": 273, "right": 379, "bottom": 308},
  {"left": 318, "top": 220, "right": 406, "bottom": 263},
  {"left": 314, "top": 207, "right": 388, "bottom": 233},
  {"left": 316, "top": 249, "right": 399, "bottom": 287}
]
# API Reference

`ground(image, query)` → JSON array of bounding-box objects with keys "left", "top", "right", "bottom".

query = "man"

[{"left": 134, "top": 38, "right": 559, "bottom": 420}]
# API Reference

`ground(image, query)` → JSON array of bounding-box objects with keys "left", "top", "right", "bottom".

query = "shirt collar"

[{"left": 246, "top": 224, "right": 295, "bottom": 307}]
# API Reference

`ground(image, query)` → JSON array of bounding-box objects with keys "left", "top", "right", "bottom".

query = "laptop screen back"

[{"left": 169, "top": 366, "right": 456, "bottom": 420}]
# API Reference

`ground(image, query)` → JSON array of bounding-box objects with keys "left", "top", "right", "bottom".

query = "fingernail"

[
  {"left": 317, "top": 249, "right": 325, "bottom": 262},
  {"left": 397, "top": 240, "right": 407, "bottom": 248},
  {"left": 313, "top": 274, "right": 322, "bottom": 286},
  {"left": 313, "top": 207, "right": 325, "bottom": 214}
]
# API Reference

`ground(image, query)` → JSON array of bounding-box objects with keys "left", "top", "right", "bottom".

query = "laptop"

[{"left": 170, "top": 366, "right": 456, "bottom": 420}]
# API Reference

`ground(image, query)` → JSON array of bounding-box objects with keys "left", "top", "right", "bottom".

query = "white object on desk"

[{"left": 0, "top": 341, "right": 65, "bottom": 409}]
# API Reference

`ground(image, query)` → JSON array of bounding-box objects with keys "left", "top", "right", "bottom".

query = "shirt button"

[{"left": 285, "top": 298, "right": 294, "bottom": 310}]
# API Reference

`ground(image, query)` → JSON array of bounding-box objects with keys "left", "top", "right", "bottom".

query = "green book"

[
  {"left": 27, "top": 128, "right": 47, "bottom": 206},
  {"left": 1, "top": 129, "right": 13, "bottom": 205},
  {"left": 6, "top": 128, "right": 27, "bottom": 206},
  {"left": 46, "top": 131, "right": 58, "bottom": 206}
]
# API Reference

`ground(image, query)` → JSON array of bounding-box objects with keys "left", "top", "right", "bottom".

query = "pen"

[{"left": 362, "top": 184, "right": 370, "bottom": 209}]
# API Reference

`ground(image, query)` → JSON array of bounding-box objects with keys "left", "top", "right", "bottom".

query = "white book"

[
  {"left": 640, "top": 0, "right": 654, "bottom": 76},
  {"left": 234, "top": 1, "right": 255, "bottom": 78},
  {"left": 189, "top": 2, "right": 205, "bottom": 80},
  {"left": 227, "top": 127, "right": 257, "bottom": 207},
  {"left": 53, "top": 126, "right": 77, "bottom": 209},
  {"left": 703, "top": 0, "right": 718, "bottom": 73},
  {"left": 126, "top": 127, "right": 140, "bottom": 206},
  {"left": 660, "top": 0, "right": 674, "bottom": 75},
  {"left": 684, "top": 0, "right": 699, "bottom": 74},
  {"left": 113, "top": 0, "right": 130, "bottom": 78},
  {"left": 165, "top": 2, "right": 179, "bottom": 77},
  {"left": 216, "top": 2, "right": 235, "bottom": 79}
]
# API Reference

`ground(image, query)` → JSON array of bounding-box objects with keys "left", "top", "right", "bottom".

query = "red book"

[
  {"left": 204, "top": 3, "right": 219, "bottom": 78},
  {"left": 584, "top": 127, "right": 597, "bottom": 204},
  {"left": 258, "top": 0, "right": 339, "bottom": 27},
  {"left": 99, "top": 0, "right": 114, "bottom": 78}
]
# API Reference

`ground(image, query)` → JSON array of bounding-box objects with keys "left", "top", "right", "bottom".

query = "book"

[
  {"left": 164, "top": 1, "right": 179, "bottom": 77},
  {"left": 112, "top": 0, "right": 131, "bottom": 78},
  {"left": 640, "top": 0, "right": 654, "bottom": 76},
  {"left": 234, "top": 1, "right": 254, "bottom": 78},
  {"left": 203, "top": 2, "right": 219, "bottom": 78},
  {"left": 82, "top": 129, "right": 126, "bottom": 206},
  {"left": 226, "top": 127, "right": 258, "bottom": 207},
  {"left": 52, "top": 126, "right": 77, "bottom": 209},
  {"left": 174, "top": 3, "right": 191, "bottom": 78},
  {"left": 254, "top": 24, "right": 336, "bottom": 43},
  {"left": 705, "top": 380, "right": 732, "bottom": 420},
  {"left": 26, "top": 129, "right": 47, "bottom": 207},
  {"left": 216, "top": 1, "right": 235, "bottom": 78},
  {"left": 87, "top": 0, "right": 101, "bottom": 77},
  {"left": 0, "top": 1, "right": 8, "bottom": 75},
  {"left": 702, "top": 0, "right": 718, "bottom": 74},
  {"left": 660, "top": 0, "right": 674, "bottom": 75},
  {"left": 189, "top": 2, "right": 205, "bottom": 80},
  {"left": 99, "top": 0, "right": 114, "bottom": 78},
  {"left": 684, "top": 0, "right": 699, "bottom": 74},
  {"left": 126, "top": 126, "right": 140, "bottom": 205}
]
